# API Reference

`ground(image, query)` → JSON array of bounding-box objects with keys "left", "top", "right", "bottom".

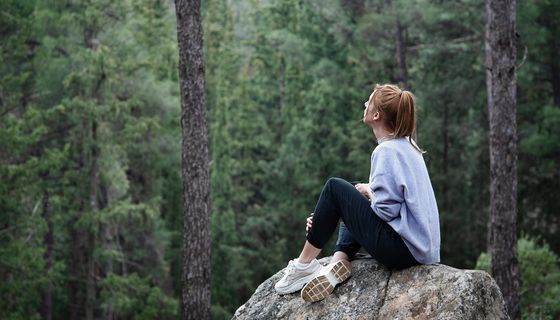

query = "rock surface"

[{"left": 233, "top": 255, "right": 509, "bottom": 320}]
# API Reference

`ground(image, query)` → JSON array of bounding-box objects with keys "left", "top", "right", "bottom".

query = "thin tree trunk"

[
  {"left": 40, "top": 188, "right": 53, "bottom": 320},
  {"left": 85, "top": 230, "right": 96, "bottom": 320},
  {"left": 395, "top": 17, "right": 409, "bottom": 90},
  {"left": 485, "top": 0, "right": 520, "bottom": 319},
  {"left": 550, "top": 43, "right": 560, "bottom": 107},
  {"left": 82, "top": 22, "right": 103, "bottom": 320},
  {"left": 102, "top": 184, "right": 114, "bottom": 320},
  {"left": 69, "top": 121, "right": 89, "bottom": 320},
  {"left": 278, "top": 56, "right": 286, "bottom": 145},
  {"left": 69, "top": 225, "right": 84, "bottom": 320},
  {"left": 174, "top": 0, "right": 211, "bottom": 319},
  {"left": 86, "top": 120, "right": 99, "bottom": 320},
  {"left": 442, "top": 99, "right": 449, "bottom": 212}
]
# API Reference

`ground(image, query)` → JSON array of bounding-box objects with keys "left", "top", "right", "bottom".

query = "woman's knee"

[{"left": 326, "top": 177, "right": 346, "bottom": 189}]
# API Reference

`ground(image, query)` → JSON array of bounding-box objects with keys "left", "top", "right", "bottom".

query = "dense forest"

[{"left": 1, "top": 0, "right": 559, "bottom": 319}]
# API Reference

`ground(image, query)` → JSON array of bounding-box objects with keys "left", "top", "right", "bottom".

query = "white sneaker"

[
  {"left": 301, "top": 259, "right": 352, "bottom": 302},
  {"left": 274, "top": 259, "right": 323, "bottom": 295}
]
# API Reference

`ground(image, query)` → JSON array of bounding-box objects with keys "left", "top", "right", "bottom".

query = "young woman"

[{"left": 274, "top": 84, "right": 441, "bottom": 303}]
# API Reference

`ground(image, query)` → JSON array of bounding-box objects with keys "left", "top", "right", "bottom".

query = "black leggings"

[{"left": 306, "top": 177, "right": 419, "bottom": 270}]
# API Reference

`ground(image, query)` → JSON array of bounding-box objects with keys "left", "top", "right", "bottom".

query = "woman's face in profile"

[{"left": 363, "top": 91, "right": 376, "bottom": 126}]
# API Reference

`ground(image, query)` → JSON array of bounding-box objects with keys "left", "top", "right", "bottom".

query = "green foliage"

[
  {"left": 99, "top": 273, "right": 178, "bottom": 320},
  {"left": 474, "top": 252, "right": 491, "bottom": 273},
  {"left": 1, "top": 0, "right": 180, "bottom": 319},
  {"left": 202, "top": 0, "right": 560, "bottom": 317},
  {"left": 516, "top": 0, "right": 560, "bottom": 256},
  {"left": 475, "top": 237, "right": 560, "bottom": 319},
  {"left": 1, "top": 0, "right": 559, "bottom": 319},
  {"left": 520, "top": 105, "right": 560, "bottom": 163},
  {"left": 0, "top": 241, "right": 45, "bottom": 320}
]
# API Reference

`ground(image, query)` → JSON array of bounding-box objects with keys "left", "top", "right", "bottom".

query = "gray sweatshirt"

[{"left": 368, "top": 137, "right": 441, "bottom": 264}]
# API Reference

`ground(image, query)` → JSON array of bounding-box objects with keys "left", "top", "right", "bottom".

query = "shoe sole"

[
  {"left": 301, "top": 260, "right": 351, "bottom": 302},
  {"left": 275, "top": 271, "right": 320, "bottom": 295}
]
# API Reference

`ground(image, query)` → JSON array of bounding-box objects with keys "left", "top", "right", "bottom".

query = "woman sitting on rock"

[{"left": 275, "top": 84, "right": 441, "bottom": 302}]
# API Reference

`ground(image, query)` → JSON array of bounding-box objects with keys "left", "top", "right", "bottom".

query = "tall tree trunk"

[
  {"left": 69, "top": 218, "right": 86, "bottom": 320},
  {"left": 102, "top": 184, "right": 114, "bottom": 320},
  {"left": 278, "top": 56, "right": 286, "bottom": 145},
  {"left": 394, "top": 17, "right": 409, "bottom": 90},
  {"left": 442, "top": 99, "right": 449, "bottom": 212},
  {"left": 69, "top": 119, "right": 99, "bottom": 320},
  {"left": 40, "top": 188, "right": 53, "bottom": 320},
  {"left": 69, "top": 121, "right": 89, "bottom": 320},
  {"left": 550, "top": 42, "right": 560, "bottom": 107},
  {"left": 83, "top": 22, "right": 104, "bottom": 320},
  {"left": 485, "top": 0, "right": 520, "bottom": 319},
  {"left": 174, "top": 0, "right": 211, "bottom": 319},
  {"left": 86, "top": 120, "right": 99, "bottom": 320}
]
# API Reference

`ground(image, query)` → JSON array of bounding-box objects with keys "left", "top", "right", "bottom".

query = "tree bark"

[
  {"left": 174, "top": 0, "right": 211, "bottom": 319},
  {"left": 485, "top": 0, "right": 520, "bottom": 319}
]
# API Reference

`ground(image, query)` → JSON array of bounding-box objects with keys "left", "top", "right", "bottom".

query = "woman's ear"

[{"left": 373, "top": 111, "right": 380, "bottom": 121}]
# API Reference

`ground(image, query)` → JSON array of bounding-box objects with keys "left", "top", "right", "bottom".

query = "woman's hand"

[
  {"left": 306, "top": 213, "right": 313, "bottom": 232},
  {"left": 355, "top": 183, "right": 374, "bottom": 200}
]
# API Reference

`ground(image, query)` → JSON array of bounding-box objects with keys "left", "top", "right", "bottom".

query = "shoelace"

[{"left": 284, "top": 260, "right": 298, "bottom": 280}]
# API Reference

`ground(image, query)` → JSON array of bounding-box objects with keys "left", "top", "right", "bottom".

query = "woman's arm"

[{"left": 370, "top": 173, "right": 403, "bottom": 221}]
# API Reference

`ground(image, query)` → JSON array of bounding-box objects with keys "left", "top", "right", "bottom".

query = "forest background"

[{"left": 1, "top": 0, "right": 559, "bottom": 319}]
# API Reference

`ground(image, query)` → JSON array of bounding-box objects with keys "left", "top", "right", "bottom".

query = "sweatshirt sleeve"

[
  {"left": 370, "top": 173, "right": 403, "bottom": 221},
  {"left": 369, "top": 148, "right": 404, "bottom": 222}
]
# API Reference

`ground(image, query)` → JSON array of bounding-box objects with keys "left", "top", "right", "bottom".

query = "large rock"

[{"left": 233, "top": 255, "right": 509, "bottom": 320}]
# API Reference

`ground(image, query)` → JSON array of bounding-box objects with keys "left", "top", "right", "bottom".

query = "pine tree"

[
  {"left": 485, "top": 0, "right": 520, "bottom": 318},
  {"left": 175, "top": 0, "right": 211, "bottom": 318}
]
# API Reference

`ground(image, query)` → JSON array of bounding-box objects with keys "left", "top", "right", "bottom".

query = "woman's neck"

[{"left": 372, "top": 126, "right": 394, "bottom": 143}]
